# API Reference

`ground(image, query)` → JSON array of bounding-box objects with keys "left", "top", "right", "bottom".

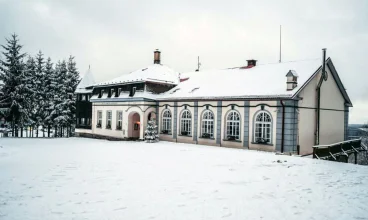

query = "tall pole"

[{"left": 279, "top": 25, "right": 282, "bottom": 63}]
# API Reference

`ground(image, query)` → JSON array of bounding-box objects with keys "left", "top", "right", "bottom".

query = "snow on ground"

[{"left": 0, "top": 138, "right": 367, "bottom": 220}]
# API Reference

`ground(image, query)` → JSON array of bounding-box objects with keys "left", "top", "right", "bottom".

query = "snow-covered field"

[{"left": 0, "top": 138, "right": 367, "bottom": 220}]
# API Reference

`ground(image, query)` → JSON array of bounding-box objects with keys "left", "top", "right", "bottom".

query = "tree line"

[{"left": 0, "top": 34, "right": 80, "bottom": 137}]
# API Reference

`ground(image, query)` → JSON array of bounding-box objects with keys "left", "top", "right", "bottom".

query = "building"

[{"left": 75, "top": 49, "right": 352, "bottom": 155}]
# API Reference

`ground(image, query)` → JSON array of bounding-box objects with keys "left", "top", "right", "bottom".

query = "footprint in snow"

[
  {"left": 222, "top": 213, "right": 232, "bottom": 218},
  {"left": 114, "top": 207, "right": 127, "bottom": 211}
]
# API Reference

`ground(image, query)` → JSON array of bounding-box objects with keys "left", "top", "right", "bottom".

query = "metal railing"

[{"left": 313, "top": 138, "right": 367, "bottom": 164}]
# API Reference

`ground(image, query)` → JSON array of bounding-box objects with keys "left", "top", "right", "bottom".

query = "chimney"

[
  {"left": 154, "top": 49, "right": 161, "bottom": 64},
  {"left": 247, "top": 59, "right": 257, "bottom": 67},
  {"left": 241, "top": 59, "right": 257, "bottom": 69}
]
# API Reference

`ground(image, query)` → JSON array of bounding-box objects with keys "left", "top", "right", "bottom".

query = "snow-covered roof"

[
  {"left": 94, "top": 64, "right": 179, "bottom": 87},
  {"left": 157, "top": 59, "right": 322, "bottom": 100},
  {"left": 75, "top": 68, "right": 96, "bottom": 94}
]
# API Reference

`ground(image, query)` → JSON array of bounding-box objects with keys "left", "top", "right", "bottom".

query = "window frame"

[
  {"left": 106, "top": 110, "right": 112, "bottom": 129},
  {"left": 116, "top": 111, "right": 123, "bottom": 130},
  {"left": 225, "top": 111, "right": 241, "bottom": 141},
  {"left": 161, "top": 109, "right": 172, "bottom": 134},
  {"left": 201, "top": 110, "right": 214, "bottom": 138},
  {"left": 97, "top": 110, "right": 102, "bottom": 128},
  {"left": 253, "top": 111, "right": 272, "bottom": 144},
  {"left": 180, "top": 109, "right": 192, "bottom": 136}
]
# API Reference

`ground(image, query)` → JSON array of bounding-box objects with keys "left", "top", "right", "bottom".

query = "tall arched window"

[
  {"left": 226, "top": 111, "right": 240, "bottom": 140},
  {"left": 162, "top": 110, "right": 172, "bottom": 134},
  {"left": 201, "top": 110, "right": 214, "bottom": 138},
  {"left": 254, "top": 111, "right": 272, "bottom": 144},
  {"left": 180, "top": 110, "right": 192, "bottom": 136}
]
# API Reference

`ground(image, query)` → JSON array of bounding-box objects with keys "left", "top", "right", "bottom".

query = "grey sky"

[{"left": 0, "top": 0, "right": 367, "bottom": 123}]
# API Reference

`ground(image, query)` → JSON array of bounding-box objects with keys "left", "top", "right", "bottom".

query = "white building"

[{"left": 75, "top": 49, "right": 352, "bottom": 155}]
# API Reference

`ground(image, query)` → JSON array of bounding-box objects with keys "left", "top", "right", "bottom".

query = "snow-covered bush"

[{"left": 145, "top": 120, "right": 159, "bottom": 143}]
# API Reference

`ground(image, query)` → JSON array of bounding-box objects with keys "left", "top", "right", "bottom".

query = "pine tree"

[
  {"left": 65, "top": 56, "right": 80, "bottom": 136},
  {"left": 0, "top": 34, "right": 28, "bottom": 137},
  {"left": 144, "top": 120, "right": 159, "bottom": 143},
  {"left": 43, "top": 57, "right": 54, "bottom": 137},
  {"left": 48, "top": 60, "right": 69, "bottom": 137},
  {"left": 34, "top": 51, "right": 45, "bottom": 137},
  {"left": 23, "top": 56, "right": 38, "bottom": 136}
]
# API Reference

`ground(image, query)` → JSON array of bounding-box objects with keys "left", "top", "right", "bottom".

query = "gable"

[{"left": 293, "top": 58, "right": 352, "bottom": 107}]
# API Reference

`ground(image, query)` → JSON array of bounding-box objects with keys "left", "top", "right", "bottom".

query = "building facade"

[{"left": 75, "top": 50, "right": 352, "bottom": 155}]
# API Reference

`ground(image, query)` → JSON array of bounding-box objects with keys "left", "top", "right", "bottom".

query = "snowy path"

[{"left": 0, "top": 138, "right": 367, "bottom": 220}]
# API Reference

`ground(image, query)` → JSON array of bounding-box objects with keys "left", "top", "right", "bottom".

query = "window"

[
  {"left": 201, "top": 110, "right": 214, "bottom": 138},
  {"left": 117, "top": 88, "right": 121, "bottom": 97},
  {"left": 254, "top": 111, "right": 272, "bottom": 144},
  {"left": 180, "top": 110, "right": 192, "bottom": 136},
  {"left": 162, "top": 110, "right": 172, "bottom": 134},
  {"left": 106, "top": 111, "right": 112, "bottom": 129},
  {"left": 80, "top": 118, "right": 85, "bottom": 125},
  {"left": 116, "top": 111, "right": 123, "bottom": 130},
  {"left": 110, "top": 89, "right": 114, "bottom": 97},
  {"left": 87, "top": 118, "right": 91, "bottom": 126},
  {"left": 226, "top": 111, "right": 240, "bottom": 140},
  {"left": 97, "top": 111, "right": 102, "bottom": 128},
  {"left": 98, "top": 90, "right": 104, "bottom": 98}
]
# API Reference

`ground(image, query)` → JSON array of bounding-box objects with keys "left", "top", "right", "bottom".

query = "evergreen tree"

[
  {"left": 48, "top": 60, "right": 69, "bottom": 136},
  {"left": 0, "top": 34, "right": 28, "bottom": 136},
  {"left": 24, "top": 56, "right": 39, "bottom": 137},
  {"left": 34, "top": 51, "right": 45, "bottom": 136},
  {"left": 144, "top": 120, "right": 159, "bottom": 143},
  {"left": 65, "top": 56, "right": 80, "bottom": 135},
  {"left": 42, "top": 57, "right": 54, "bottom": 137}
]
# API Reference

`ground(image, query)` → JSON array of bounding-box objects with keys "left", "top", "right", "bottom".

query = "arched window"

[
  {"left": 162, "top": 110, "right": 172, "bottom": 134},
  {"left": 254, "top": 111, "right": 272, "bottom": 144},
  {"left": 201, "top": 110, "right": 214, "bottom": 138},
  {"left": 226, "top": 111, "right": 240, "bottom": 140},
  {"left": 180, "top": 110, "right": 192, "bottom": 136}
]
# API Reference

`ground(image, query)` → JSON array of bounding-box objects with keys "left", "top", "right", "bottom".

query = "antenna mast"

[
  {"left": 196, "top": 56, "right": 201, "bottom": 71},
  {"left": 279, "top": 25, "right": 282, "bottom": 63}
]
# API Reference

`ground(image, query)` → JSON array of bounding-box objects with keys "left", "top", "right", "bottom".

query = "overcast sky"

[{"left": 0, "top": 0, "right": 367, "bottom": 123}]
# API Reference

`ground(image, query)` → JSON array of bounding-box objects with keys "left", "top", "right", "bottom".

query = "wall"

[
  {"left": 319, "top": 67, "right": 345, "bottom": 145},
  {"left": 91, "top": 101, "right": 155, "bottom": 139},
  {"left": 298, "top": 66, "right": 346, "bottom": 155}
]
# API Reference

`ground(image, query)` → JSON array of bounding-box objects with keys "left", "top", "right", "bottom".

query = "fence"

[{"left": 313, "top": 138, "right": 367, "bottom": 164}]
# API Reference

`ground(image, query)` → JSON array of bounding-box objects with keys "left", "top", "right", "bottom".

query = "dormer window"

[
  {"left": 286, "top": 70, "right": 298, "bottom": 91},
  {"left": 116, "top": 88, "right": 121, "bottom": 97},
  {"left": 98, "top": 89, "right": 104, "bottom": 98},
  {"left": 108, "top": 88, "right": 114, "bottom": 98}
]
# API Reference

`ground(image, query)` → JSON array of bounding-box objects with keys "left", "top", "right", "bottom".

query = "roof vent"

[
  {"left": 286, "top": 70, "right": 298, "bottom": 91},
  {"left": 154, "top": 49, "right": 161, "bottom": 64}
]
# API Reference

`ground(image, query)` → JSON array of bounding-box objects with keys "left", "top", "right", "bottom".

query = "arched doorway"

[{"left": 128, "top": 112, "right": 141, "bottom": 138}]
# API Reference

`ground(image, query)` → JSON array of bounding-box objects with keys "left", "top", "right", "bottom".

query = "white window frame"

[
  {"left": 254, "top": 111, "right": 272, "bottom": 144},
  {"left": 116, "top": 111, "right": 123, "bottom": 130},
  {"left": 97, "top": 111, "right": 102, "bottom": 128},
  {"left": 180, "top": 110, "right": 192, "bottom": 136},
  {"left": 106, "top": 110, "right": 112, "bottom": 129},
  {"left": 226, "top": 111, "right": 240, "bottom": 140},
  {"left": 162, "top": 109, "right": 172, "bottom": 134},
  {"left": 201, "top": 110, "right": 214, "bottom": 138}
]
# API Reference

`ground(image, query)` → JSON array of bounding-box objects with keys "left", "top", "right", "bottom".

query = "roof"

[
  {"left": 75, "top": 68, "right": 96, "bottom": 94},
  {"left": 157, "top": 59, "right": 322, "bottom": 100},
  {"left": 94, "top": 64, "right": 179, "bottom": 87}
]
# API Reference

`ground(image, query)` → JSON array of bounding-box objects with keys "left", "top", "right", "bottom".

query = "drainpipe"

[
  {"left": 280, "top": 100, "right": 285, "bottom": 153},
  {"left": 316, "top": 48, "right": 327, "bottom": 145}
]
